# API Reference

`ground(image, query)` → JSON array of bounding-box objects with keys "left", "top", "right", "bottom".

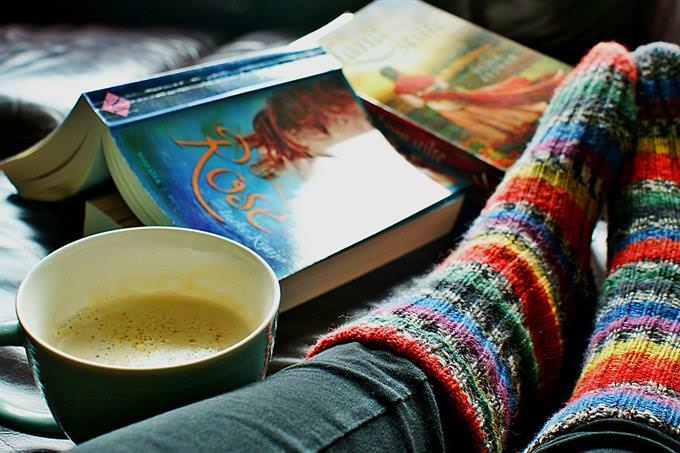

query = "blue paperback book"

[{"left": 0, "top": 45, "right": 466, "bottom": 310}]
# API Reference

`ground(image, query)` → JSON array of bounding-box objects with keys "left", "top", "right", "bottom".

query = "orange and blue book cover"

[
  {"left": 320, "top": 0, "right": 571, "bottom": 192},
  {"left": 80, "top": 46, "right": 465, "bottom": 308}
]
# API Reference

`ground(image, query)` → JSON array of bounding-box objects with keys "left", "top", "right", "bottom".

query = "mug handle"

[{"left": 0, "top": 320, "right": 65, "bottom": 438}]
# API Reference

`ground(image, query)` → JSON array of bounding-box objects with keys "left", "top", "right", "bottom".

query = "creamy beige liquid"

[{"left": 51, "top": 292, "right": 252, "bottom": 367}]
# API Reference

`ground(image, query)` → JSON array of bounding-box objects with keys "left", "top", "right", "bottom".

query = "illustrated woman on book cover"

[{"left": 381, "top": 65, "right": 564, "bottom": 151}]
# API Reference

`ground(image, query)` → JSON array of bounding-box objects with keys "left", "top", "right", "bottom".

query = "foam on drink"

[{"left": 51, "top": 292, "right": 251, "bottom": 367}]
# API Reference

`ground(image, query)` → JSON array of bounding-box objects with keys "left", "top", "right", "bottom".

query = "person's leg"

[
  {"left": 526, "top": 42, "right": 679, "bottom": 453},
  {"left": 310, "top": 43, "right": 638, "bottom": 451},
  {"left": 74, "top": 342, "right": 447, "bottom": 452}
]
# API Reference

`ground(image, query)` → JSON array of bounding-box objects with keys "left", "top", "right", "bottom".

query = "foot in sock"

[
  {"left": 309, "top": 43, "right": 637, "bottom": 452},
  {"left": 528, "top": 42, "right": 679, "bottom": 450}
]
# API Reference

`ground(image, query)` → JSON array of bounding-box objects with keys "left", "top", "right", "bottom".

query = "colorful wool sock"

[
  {"left": 527, "top": 42, "right": 680, "bottom": 450},
  {"left": 309, "top": 43, "right": 637, "bottom": 452}
]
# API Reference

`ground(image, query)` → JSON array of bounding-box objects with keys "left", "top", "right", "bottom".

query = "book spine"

[{"left": 363, "top": 101, "right": 502, "bottom": 199}]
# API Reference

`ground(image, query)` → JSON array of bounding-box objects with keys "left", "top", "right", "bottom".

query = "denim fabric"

[
  {"left": 73, "top": 342, "right": 675, "bottom": 453},
  {"left": 74, "top": 342, "right": 447, "bottom": 452}
]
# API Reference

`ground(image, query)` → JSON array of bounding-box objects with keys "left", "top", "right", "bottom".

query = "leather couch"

[{"left": 1, "top": 1, "right": 677, "bottom": 450}]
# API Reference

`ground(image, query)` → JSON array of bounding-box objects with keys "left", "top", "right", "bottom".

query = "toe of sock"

[
  {"left": 578, "top": 42, "right": 637, "bottom": 82},
  {"left": 633, "top": 42, "right": 679, "bottom": 120}
]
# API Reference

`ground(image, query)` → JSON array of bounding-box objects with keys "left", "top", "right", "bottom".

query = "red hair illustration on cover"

[{"left": 244, "top": 77, "right": 371, "bottom": 178}]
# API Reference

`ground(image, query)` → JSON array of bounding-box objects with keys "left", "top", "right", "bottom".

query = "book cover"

[
  {"left": 320, "top": 0, "right": 571, "bottom": 191},
  {"left": 84, "top": 48, "right": 463, "bottom": 285}
]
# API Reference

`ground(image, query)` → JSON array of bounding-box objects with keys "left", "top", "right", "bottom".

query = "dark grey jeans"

[
  {"left": 74, "top": 343, "right": 677, "bottom": 452},
  {"left": 75, "top": 343, "right": 448, "bottom": 451}
]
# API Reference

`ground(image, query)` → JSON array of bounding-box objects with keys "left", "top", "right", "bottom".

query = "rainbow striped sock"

[
  {"left": 309, "top": 43, "right": 637, "bottom": 452},
  {"left": 528, "top": 42, "right": 680, "bottom": 450}
]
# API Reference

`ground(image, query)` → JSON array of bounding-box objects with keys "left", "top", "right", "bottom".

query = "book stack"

[
  {"left": 0, "top": 45, "right": 465, "bottom": 311},
  {"left": 0, "top": 0, "right": 570, "bottom": 310}
]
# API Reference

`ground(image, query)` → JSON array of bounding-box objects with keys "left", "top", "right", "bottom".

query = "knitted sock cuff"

[
  {"left": 308, "top": 297, "right": 504, "bottom": 451},
  {"left": 527, "top": 385, "right": 680, "bottom": 450}
]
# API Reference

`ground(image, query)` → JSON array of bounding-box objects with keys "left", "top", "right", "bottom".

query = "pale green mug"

[{"left": 0, "top": 227, "right": 279, "bottom": 442}]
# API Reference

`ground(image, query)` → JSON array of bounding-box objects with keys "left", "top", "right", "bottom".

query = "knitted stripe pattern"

[
  {"left": 528, "top": 42, "right": 680, "bottom": 450},
  {"left": 309, "top": 43, "right": 637, "bottom": 452}
]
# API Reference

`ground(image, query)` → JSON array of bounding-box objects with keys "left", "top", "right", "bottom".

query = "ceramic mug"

[{"left": 0, "top": 227, "right": 279, "bottom": 443}]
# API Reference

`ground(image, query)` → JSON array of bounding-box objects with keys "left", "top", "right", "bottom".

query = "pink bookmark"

[{"left": 101, "top": 92, "right": 131, "bottom": 117}]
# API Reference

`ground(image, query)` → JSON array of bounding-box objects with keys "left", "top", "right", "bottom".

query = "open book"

[
  {"left": 318, "top": 0, "right": 570, "bottom": 194},
  {"left": 0, "top": 45, "right": 465, "bottom": 310}
]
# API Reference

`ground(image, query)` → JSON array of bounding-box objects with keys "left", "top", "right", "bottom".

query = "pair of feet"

[{"left": 311, "top": 42, "right": 679, "bottom": 452}]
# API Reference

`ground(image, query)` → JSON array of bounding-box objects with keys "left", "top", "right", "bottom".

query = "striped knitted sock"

[
  {"left": 309, "top": 43, "right": 637, "bottom": 452},
  {"left": 527, "top": 42, "right": 680, "bottom": 450}
]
